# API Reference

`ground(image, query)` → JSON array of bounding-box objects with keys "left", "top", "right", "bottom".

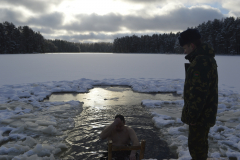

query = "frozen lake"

[
  {"left": 1, "top": 53, "right": 240, "bottom": 93},
  {"left": 0, "top": 53, "right": 240, "bottom": 160}
]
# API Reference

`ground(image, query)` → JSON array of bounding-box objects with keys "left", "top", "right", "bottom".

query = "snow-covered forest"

[
  {"left": 1, "top": 17, "right": 239, "bottom": 54},
  {"left": 0, "top": 22, "right": 113, "bottom": 54},
  {"left": 79, "top": 42, "right": 113, "bottom": 52},
  {"left": 0, "top": 22, "right": 80, "bottom": 53},
  {"left": 113, "top": 17, "right": 240, "bottom": 54}
]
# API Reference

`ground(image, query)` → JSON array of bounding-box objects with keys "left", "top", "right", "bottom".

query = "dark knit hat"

[{"left": 178, "top": 29, "right": 201, "bottom": 47}]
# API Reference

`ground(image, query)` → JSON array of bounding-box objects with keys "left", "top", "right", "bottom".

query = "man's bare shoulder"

[
  {"left": 125, "top": 126, "right": 139, "bottom": 145},
  {"left": 125, "top": 126, "right": 135, "bottom": 132}
]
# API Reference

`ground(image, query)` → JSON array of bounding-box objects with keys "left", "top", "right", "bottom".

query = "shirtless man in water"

[{"left": 100, "top": 114, "right": 139, "bottom": 160}]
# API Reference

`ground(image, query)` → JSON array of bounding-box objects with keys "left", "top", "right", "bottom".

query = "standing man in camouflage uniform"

[{"left": 178, "top": 29, "right": 218, "bottom": 160}]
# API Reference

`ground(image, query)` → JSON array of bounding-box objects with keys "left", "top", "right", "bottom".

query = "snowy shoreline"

[{"left": 0, "top": 78, "right": 240, "bottom": 159}]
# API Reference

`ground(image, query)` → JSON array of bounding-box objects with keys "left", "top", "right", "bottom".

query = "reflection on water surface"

[
  {"left": 46, "top": 86, "right": 182, "bottom": 160},
  {"left": 47, "top": 86, "right": 181, "bottom": 106}
]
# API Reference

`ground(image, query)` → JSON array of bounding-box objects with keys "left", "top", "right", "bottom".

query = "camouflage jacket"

[{"left": 181, "top": 43, "right": 218, "bottom": 127}]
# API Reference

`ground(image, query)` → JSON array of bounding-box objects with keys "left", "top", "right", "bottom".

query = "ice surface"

[
  {"left": 0, "top": 54, "right": 240, "bottom": 159},
  {"left": 142, "top": 93, "right": 240, "bottom": 159},
  {"left": 0, "top": 78, "right": 239, "bottom": 159},
  {"left": 0, "top": 100, "right": 82, "bottom": 159}
]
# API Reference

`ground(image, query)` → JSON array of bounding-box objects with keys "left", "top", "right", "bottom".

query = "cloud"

[
  {"left": 0, "top": 8, "right": 24, "bottom": 25},
  {"left": 28, "top": 12, "right": 64, "bottom": 28},
  {"left": 0, "top": 8, "right": 64, "bottom": 29},
  {"left": 117, "top": 0, "right": 166, "bottom": 3},
  {"left": 64, "top": 13, "right": 123, "bottom": 32},
  {"left": 1, "top": 0, "right": 64, "bottom": 13},
  {"left": 56, "top": 32, "right": 114, "bottom": 42},
  {"left": 62, "top": 5, "right": 224, "bottom": 33},
  {"left": 0, "top": 1, "right": 226, "bottom": 43},
  {"left": 222, "top": 0, "right": 240, "bottom": 17}
]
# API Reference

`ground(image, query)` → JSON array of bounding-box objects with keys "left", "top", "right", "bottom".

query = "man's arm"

[
  {"left": 188, "top": 56, "right": 211, "bottom": 124},
  {"left": 99, "top": 124, "right": 113, "bottom": 140},
  {"left": 128, "top": 127, "right": 140, "bottom": 159},
  {"left": 99, "top": 118, "right": 121, "bottom": 139}
]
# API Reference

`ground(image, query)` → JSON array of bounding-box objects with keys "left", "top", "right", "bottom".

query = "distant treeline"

[
  {"left": 0, "top": 21, "right": 113, "bottom": 54},
  {"left": 44, "top": 41, "right": 113, "bottom": 53},
  {"left": 1, "top": 17, "right": 240, "bottom": 54},
  {"left": 79, "top": 42, "right": 113, "bottom": 52},
  {"left": 0, "top": 21, "right": 80, "bottom": 53},
  {"left": 113, "top": 17, "right": 240, "bottom": 55}
]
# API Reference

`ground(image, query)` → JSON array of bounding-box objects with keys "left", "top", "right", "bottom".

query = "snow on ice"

[
  {"left": 0, "top": 78, "right": 185, "bottom": 159},
  {"left": 0, "top": 54, "right": 240, "bottom": 159},
  {"left": 0, "top": 78, "right": 239, "bottom": 159},
  {"left": 142, "top": 91, "right": 240, "bottom": 160}
]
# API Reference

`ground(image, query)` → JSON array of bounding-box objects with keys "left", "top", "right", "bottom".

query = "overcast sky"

[{"left": 0, "top": 0, "right": 239, "bottom": 43}]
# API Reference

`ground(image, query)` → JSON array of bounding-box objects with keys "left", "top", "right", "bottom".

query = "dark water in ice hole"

[{"left": 46, "top": 86, "right": 182, "bottom": 160}]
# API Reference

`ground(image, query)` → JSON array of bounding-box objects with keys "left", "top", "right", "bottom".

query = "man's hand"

[
  {"left": 129, "top": 153, "right": 136, "bottom": 160},
  {"left": 100, "top": 118, "right": 122, "bottom": 139}
]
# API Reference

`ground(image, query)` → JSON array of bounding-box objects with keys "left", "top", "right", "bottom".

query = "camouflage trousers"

[{"left": 188, "top": 125, "right": 210, "bottom": 160}]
